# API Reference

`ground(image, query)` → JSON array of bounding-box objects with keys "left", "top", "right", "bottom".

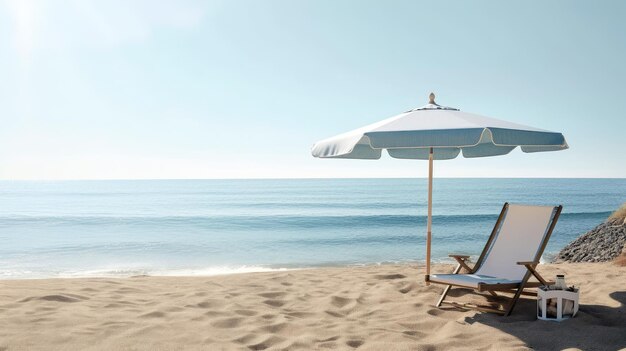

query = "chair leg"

[
  {"left": 434, "top": 262, "right": 464, "bottom": 307},
  {"left": 504, "top": 263, "right": 549, "bottom": 316},
  {"left": 504, "top": 280, "right": 530, "bottom": 316},
  {"left": 503, "top": 290, "right": 522, "bottom": 316},
  {"left": 436, "top": 285, "right": 452, "bottom": 307}
]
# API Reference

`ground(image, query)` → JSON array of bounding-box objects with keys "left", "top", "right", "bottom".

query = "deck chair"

[{"left": 425, "top": 203, "right": 563, "bottom": 316}]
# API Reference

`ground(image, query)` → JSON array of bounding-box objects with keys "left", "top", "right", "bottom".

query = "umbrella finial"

[{"left": 429, "top": 92, "right": 436, "bottom": 104}]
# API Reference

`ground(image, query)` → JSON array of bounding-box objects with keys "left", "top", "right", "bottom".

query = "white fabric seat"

[
  {"left": 430, "top": 204, "right": 556, "bottom": 287},
  {"left": 429, "top": 274, "right": 521, "bottom": 288},
  {"left": 473, "top": 204, "right": 555, "bottom": 280}
]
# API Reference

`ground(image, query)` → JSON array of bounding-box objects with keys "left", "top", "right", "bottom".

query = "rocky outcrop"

[{"left": 555, "top": 204, "right": 626, "bottom": 263}]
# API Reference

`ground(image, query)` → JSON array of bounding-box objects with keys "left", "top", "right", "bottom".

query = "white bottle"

[{"left": 555, "top": 274, "right": 567, "bottom": 290}]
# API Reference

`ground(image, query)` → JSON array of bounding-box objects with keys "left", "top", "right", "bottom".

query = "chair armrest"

[
  {"left": 449, "top": 255, "right": 473, "bottom": 273},
  {"left": 517, "top": 261, "right": 549, "bottom": 285},
  {"left": 449, "top": 254, "right": 470, "bottom": 259}
]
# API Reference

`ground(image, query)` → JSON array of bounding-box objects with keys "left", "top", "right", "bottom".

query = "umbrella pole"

[{"left": 426, "top": 147, "right": 433, "bottom": 284}]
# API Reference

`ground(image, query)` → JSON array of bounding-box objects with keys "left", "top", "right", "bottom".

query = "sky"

[{"left": 0, "top": 0, "right": 625, "bottom": 180}]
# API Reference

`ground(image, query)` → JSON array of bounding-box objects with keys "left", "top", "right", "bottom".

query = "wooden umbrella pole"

[{"left": 426, "top": 147, "right": 433, "bottom": 284}]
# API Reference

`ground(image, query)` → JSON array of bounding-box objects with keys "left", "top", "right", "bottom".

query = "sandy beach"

[{"left": 0, "top": 263, "right": 624, "bottom": 351}]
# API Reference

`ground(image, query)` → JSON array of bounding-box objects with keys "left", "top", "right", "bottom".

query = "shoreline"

[
  {"left": 1, "top": 262, "right": 624, "bottom": 350},
  {"left": 0, "top": 254, "right": 581, "bottom": 281}
]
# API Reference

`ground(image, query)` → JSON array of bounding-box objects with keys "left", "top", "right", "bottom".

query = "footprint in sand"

[
  {"left": 211, "top": 317, "right": 244, "bottom": 328},
  {"left": 258, "top": 292, "right": 286, "bottom": 299},
  {"left": 263, "top": 299, "right": 286, "bottom": 307},
  {"left": 346, "top": 339, "right": 364, "bottom": 348},
  {"left": 194, "top": 301, "right": 215, "bottom": 308},
  {"left": 397, "top": 282, "right": 416, "bottom": 294},
  {"left": 330, "top": 296, "right": 352, "bottom": 308},
  {"left": 427, "top": 308, "right": 445, "bottom": 316}
]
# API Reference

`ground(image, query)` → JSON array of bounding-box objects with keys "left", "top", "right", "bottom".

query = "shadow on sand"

[{"left": 457, "top": 291, "right": 626, "bottom": 350}]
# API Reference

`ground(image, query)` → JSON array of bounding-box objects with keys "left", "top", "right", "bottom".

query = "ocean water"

[{"left": 0, "top": 178, "right": 624, "bottom": 279}]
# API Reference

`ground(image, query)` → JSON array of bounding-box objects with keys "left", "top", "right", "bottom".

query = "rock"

[{"left": 554, "top": 203, "right": 626, "bottom": 263}]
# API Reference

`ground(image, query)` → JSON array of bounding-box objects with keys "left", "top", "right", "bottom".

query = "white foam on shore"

[
  {"left": 0, "top": 266, "right": 295, "bottom": 280},
  {"left": 152, "top": 266, "right": 293, "bottom": 277}
]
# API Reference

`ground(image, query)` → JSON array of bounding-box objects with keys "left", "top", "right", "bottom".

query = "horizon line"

[{"left": 1, "top": 176, "right": 625, "bottom": 182}]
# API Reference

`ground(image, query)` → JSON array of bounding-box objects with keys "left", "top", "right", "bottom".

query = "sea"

[{"left": 0, "top": 178, "right": 624, "bottom": 279}]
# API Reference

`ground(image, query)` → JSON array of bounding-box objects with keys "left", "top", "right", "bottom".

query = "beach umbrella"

[{"left": 311, "top": 93, "right": 568, "bottom": 279}]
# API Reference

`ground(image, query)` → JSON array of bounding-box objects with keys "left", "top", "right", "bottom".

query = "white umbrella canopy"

[{"left": 311, "top": 93, "right": 568, "bottom": 279}]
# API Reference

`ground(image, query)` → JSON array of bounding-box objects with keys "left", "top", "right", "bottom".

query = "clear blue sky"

[{"left": 1, "top": 0, "right": 624, "bottom": 179}]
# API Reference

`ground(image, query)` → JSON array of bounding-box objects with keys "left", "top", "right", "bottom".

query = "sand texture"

[{"left": 0, "top": 263, "right": 624, "bottom": 350}]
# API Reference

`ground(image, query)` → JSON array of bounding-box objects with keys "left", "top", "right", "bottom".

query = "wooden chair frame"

[{"left": 425, "top": 203, "right": 563, "bottom": 316}]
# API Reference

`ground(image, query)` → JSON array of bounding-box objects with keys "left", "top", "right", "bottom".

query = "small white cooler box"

[{"left": 537, "top": 286, "right": 579, "bottom": 321}]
